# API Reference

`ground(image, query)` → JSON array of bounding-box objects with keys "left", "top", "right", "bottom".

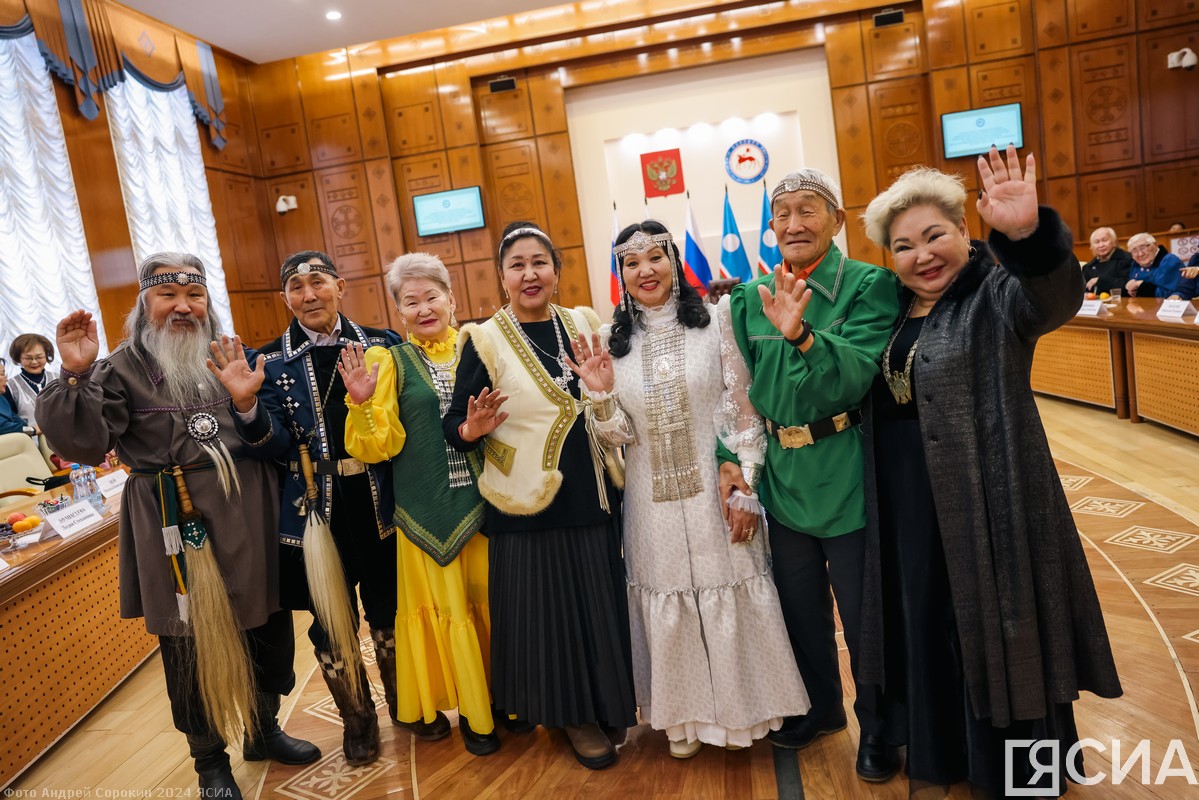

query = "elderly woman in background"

[
  {"left": 1125, "top": 232, "right": 1195, "bottom": 300},
  {"left": 338, "top": 253, "right": 497, "bottom": 756},
  {"left": 857, "top": 146, "right": 1122, "bottom": 797},
  {"left": 7, "top": 333, "right": 56, "bottom": 432}
]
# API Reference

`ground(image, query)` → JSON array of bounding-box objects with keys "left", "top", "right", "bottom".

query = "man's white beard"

[{"left": 143, "top": 316, "right": 220, "bottom": 408}]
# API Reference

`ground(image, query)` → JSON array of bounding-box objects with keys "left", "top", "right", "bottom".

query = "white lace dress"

[{"left": 592, "top": 296, "right": 809, "bottom": 746}]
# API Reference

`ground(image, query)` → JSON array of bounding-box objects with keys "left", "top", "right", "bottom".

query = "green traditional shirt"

[{"left": 719, "top": 242, "right": 899, "bottom": 537}]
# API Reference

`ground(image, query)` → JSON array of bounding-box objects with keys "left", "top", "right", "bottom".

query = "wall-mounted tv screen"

[
  {"left": 413, "top": 186, "right": 486, "bottom": 237},
  {"left": 941, "top": 103, "right": 1023, "bottom": 159}
]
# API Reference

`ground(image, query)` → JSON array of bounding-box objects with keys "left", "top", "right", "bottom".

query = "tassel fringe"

[{"left": 303, "top": 511, "right": 365, "bottom": 700}]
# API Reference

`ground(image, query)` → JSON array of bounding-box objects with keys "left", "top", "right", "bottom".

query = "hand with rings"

[{"left": 462, "top": 386, "right": 509, "bottom": 442}]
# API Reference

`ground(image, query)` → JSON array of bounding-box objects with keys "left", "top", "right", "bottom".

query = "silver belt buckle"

[
  {"left": 338, "top": 458, "right": 366, "bottom": 476},
  {"left": 776, "top": 424, "right": 814, "bottom": 449}
]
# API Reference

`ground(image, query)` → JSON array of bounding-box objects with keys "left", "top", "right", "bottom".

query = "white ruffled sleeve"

[{"left": 714, "top": 295, "right": 766, "bottom": 485}]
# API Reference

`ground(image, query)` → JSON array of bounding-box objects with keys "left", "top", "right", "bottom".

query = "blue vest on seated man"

[{"left": 235, "top": 314, "right": 401, "bottom": 546}]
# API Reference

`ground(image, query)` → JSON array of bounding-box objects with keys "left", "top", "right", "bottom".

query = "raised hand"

[
  {"left": 206, "top": 334, "right": 265, "bottom": 413},
  {"left": 56, "top": 310, "right": 100, "bottom": 373},
  {"left": 565, "top": 333, "right": 614, "bottom": 394},
  {"left": 336, "top": 342, "right": 379, "bottom": 406},
  {"left": 758, "top": 263, "right": 813, "bottom": 342},
  {"left": 977, "top": 144, "right": 1039, "bottom": 240},
  {"left": 462, "top": 387, "right": 509, "bottom": 442}
]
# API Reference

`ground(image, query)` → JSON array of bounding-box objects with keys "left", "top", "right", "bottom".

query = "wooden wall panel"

[
  {"left": 868, "top": 77, "right": 933, "bottom": 189},
  {"left": 266, "top": 173, "right": 324, "bottom": 262},
  {"left": 296, "top": 51, "right": 363, "bottom": 169},
  {"left": 483, "top": 140, "right": 548, "bottom": 233},
  {"left": 381, "top": 68, "right": 445, "bottom": 156},
  {"left": 963, "top": 0, "right": 1033, "bottom": 63},
  {"left": 235, "top": 291, "right": 289, "bottom": 346},
  {"left": 436, "top": 60, "right": 479, "bottom": 149},
  {"left": 1139, "top": 26, "right": 1199, "bottom": 164},
  {"left": 1138, "top": 0, "right": 1199, "bottom": 30},
  {"left": 1038, "top": 47, "right": 1076, "bottom": 177},
  {"left": 1065, "top": 0, "right": 1134, "bottom": 42},
  {"left": 556, "top": 246, "right": 593, "bottom": 309},
  {"left": 209, "top": 171, "right": 276, "bottom": 291},
  {"left": 865, "top": 10, "right": 926, "bottom": 81},
  {"left": 1145, "top": 160, "right": 1199, "bottom": 231},
  {"left": 528, "top": 69, "right": 568, "bottom": 135},
  {"left": 446, "top": 147, "right": 495, "bottom": 263},
  {"left": 1072, "top": 39, "right": 1140, "bottom": 172},
  {"left": 1046, "top": 176, "right": 1081, "bottom": 239},
  {"left": 314, "top": 164, "right": 379, "bottom": 277},
  {"left": 200, "top": 55, "right": 258, "bottom": 176},
  {"left": 463, "top": 260, "right": 504, "bottom": 321},
  {"left": 393, "top": 154, "right": 460, "bottom": 263},
  {"left": 1079, "top": 168, "right": 1145, "bottom": 238},
  {"left": 476, "top": 82, "right": 536, "bottom": 145},
  {"left": 1033, "top": 0, "right": 1069, "bottom": 47},
  {"left": 249, "top": 60, "right": 311, "bottom": 176},
  {"left": 537, "top": 133, "right": 584, "bottom": 249},
  {"left": 830, "top": 86, "right": 877, "bottom": 208},
  {"left": 844, "top": 207, "right": 887, "bottom": 266},
  {"left": 348, "top": 51, "right": 389, "bottom": 160},
  {"left": 824, "top": 17, "right": 869, "bottom": 86},
  {"left": 921, "top": 0, "right": 968, "bottom": 70},
  {"left": 342, "top": 276, "right": 390, "bottom": 329},
  {"left": 929, "top": 67, "right": 972, "bottom": 173},
  {"left": 970, "top": 56, "right": 1038, "bottom": 165},
  {"left": 364, "top": 159, "right": 405, "bottom": 267}
]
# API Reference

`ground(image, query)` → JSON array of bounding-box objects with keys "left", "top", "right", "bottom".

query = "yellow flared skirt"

[{"left": 393, "top": 532, "right": 493, "bottom": 732}]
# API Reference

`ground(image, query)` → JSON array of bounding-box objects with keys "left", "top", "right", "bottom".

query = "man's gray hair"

[
  {"left": 124, "top": 252, "right": 220, "bottom": 354},
  {"left": 1089, "top": 227, "right": 1117, "bottom": 242},
  {"left": 770, "top": 169, "right": 843, "bottom": 213}
]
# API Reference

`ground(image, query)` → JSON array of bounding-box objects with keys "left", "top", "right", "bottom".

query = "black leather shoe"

[
  {"left": 767, "top": 712, "right": 848, "bottom": 750},
  {"left": 856, "top": 734, "right": 902, "bottom": 782},
  {"left": 499, "top": 714, "right": 535, "bottom": 734},
  {"left": 397, "top": 710, "right": 452, "bottom": 741},
  {"left": 243, "top": 694, "right": 321, "bottom": 765},
  {"left": 460, "top": 716, "right": 501, "bottom": 756},
  {"left": 186, "top": 734, "right": 242, "bottom": 800}
]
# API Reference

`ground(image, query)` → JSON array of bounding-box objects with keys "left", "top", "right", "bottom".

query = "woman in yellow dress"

[{"left": 338, "top": 252, "right": 497, "bottom": 755}]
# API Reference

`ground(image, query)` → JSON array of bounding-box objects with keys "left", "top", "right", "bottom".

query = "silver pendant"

[{"left": 186, "top": 411, "right": 220, "bottom": 443}]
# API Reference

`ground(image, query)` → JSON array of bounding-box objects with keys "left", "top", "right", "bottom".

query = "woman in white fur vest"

[{"left": 444, "top": 221, "right": 634, "bottom": 771}]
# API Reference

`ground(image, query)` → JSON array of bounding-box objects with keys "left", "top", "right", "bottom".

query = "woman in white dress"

[{"left": 569, "top": 220, "right": 809, "bottom": 758}]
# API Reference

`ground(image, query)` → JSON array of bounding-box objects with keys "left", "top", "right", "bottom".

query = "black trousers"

[
  {"left": 277, "top": 472, "right": 398, "bottom": 652},
  {"left": 160, "top": 609, "right": 297, "bottom": 737},
  {"left": 766, "top": 515, "right": 880, "bottom": 736}
]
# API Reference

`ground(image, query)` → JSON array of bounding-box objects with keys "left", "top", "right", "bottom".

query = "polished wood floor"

[{"left": 9, "top": 398, "right": 1199, "bottom": 798}]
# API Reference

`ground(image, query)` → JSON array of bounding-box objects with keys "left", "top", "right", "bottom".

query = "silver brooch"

[
  {"left": 186, "top": 412, "right": 220, "bottom": 444},
  {"left": 177, "top": 272, "right": 192, "bottom": 285},
  {"left": 297, "top": 263, "right": 312, "bottom": 275}
]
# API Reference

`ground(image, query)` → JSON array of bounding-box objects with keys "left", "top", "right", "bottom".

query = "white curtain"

[
  {"left": 0, "top": 34, "right": 108, "bottom": 357},
  {"left": 105, "top": 76, "right": 233, "bottom": 334}
]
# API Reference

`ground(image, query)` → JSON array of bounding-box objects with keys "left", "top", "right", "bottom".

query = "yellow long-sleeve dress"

[{"left": 344, "top": 328, "right": 493, "bottom": 733}]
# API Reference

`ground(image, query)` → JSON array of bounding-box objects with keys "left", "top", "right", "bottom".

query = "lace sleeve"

[
  {"left": 714, "top": 295, "right": 766, "bottom": 475},
  {"left": 582, "top": 385, "right": 636, "bottom": 446}
]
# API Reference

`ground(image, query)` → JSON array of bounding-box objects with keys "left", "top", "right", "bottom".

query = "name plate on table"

[
  {"left": 97, "top": 469, "right": 129, "bottom": 499},
  {"left": 45, "top": 502, "right": 105, "bottom": 539},
  {"left": 0, "top": 555, "right": 9, "bottom": 571},
  {"left": 1077, "top": 299, "right": 1105, "bottom": 316},
  {"left": 1157, "top": 299, "right": 1193, "bottom": 319}
]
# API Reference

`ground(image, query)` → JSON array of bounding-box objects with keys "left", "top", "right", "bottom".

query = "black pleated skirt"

[{"left": 488, "top": 519, "right": 638, "bottom": 729}]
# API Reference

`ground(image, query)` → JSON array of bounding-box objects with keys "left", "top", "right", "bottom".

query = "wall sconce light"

[
  {"left": 1167, "top": 47, "right": 1197, "bottom": 70},
  {"left": 275, "top": 195, "right": 299, "bottom": 214}
]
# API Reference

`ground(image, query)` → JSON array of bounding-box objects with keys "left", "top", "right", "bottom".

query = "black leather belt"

[
  {"left": 287, "top": 457, "right": 366, "bottom": 476},
  {"left": 765, "top": 410, "right": 863, "bottom": 449}
]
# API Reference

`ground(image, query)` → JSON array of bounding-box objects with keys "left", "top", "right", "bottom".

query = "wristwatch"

[{"left": 785, "top": 320, "right": 814, "bottom": 349}]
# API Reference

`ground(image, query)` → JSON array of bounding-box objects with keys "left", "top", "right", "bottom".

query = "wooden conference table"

[{"left": 1031, "top": 298, "right": 1199, "bottom": 437}]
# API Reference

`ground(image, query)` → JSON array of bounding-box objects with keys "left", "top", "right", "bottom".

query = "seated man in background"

[
  {"left": 1081, "top": 226, "right": 1132, "bottom": 296},
  {"left": 1126, "top": 233, "right": 1195, "bottom": 300}
]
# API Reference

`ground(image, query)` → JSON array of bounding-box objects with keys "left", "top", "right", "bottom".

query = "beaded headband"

[
  {"left": 612, "top": 230, "right": 675, "bottom": 260},
  {"left": 280, "top": 259, "right": 339, "bottom": 287},
  {"left": 498, "top": 226, "right": 553, "bottom": 256},
  {"left": 139, "top": 270, "right": 207, "bottom": 292},
  {"left": 770, "top": 175, "right": 841, "bottom": 210}
]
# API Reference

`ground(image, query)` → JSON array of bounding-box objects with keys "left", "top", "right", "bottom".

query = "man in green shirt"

[{"left": 719, "top": 169, "right": 900, "bottom": 781}]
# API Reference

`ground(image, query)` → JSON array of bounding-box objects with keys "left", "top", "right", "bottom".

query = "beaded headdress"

[
  {"left": 612, "top": 229, "right": 680, "bottom": 311},
  {"left": 139, "top": 270, "right": 207, "bottom": 292},
  {"left": 770, "top": 170, "right": 842, "bottom": 210}
]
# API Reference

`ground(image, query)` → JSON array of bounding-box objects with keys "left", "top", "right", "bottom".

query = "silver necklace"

[
  {"left": 505, "top": 305, "right": 572, "bottom": 392},
  {"left": 882, "top": 297, "right": 919, "bottom": 404}
]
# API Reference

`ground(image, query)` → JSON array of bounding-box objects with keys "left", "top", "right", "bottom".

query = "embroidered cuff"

[{"left": 60, "top": 365, "right": 94, "bottom": 386}]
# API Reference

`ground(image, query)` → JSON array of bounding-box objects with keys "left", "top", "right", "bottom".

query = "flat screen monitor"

[
  {"left": 413, "top": 186, "right": 485, "bottom": 237},
  {"left": 940, "top": 103, "right": 1023, "bottom": 159}
]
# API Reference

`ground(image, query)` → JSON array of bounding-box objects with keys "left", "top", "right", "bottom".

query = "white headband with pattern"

[{"left": 139, "top": 271, "right": 207, "bottom": 292}]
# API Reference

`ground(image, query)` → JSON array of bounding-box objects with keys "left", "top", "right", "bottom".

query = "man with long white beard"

[{"left": 39, "top": 253, "right": 319, "bottom": 799}]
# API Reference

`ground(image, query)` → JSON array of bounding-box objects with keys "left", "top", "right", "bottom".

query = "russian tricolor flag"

[
  {"left": 683, "top": 201, "right": 712, "bottom": 296},
  {"left": 609, "top": 205, "right": 621, "bottom": 305}
]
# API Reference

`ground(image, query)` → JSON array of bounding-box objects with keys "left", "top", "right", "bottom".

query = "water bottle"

[
  {"left": 69, "top": 463, "right": 86, "bottom": 506},
  {"left": 82, "top": 465, "right": 104, "bottom": 512}
]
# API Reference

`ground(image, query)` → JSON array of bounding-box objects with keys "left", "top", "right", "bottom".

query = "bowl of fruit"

[{"left": 3, "top": 511, "right": 45, "bottom": 548}]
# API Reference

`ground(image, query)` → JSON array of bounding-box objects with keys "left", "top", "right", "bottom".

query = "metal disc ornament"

[{"left": 186, "top": 412, "right": 221, "bottom": 444}]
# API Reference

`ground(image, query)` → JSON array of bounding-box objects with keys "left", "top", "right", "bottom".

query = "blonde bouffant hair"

[{"left": 863, "top": 167, "right": 969, "bottom": 249}]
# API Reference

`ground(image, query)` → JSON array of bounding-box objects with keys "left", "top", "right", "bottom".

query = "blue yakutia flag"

[
  {"left": 757, "top": 182, "right": 782, "bottom": 276},
  {"left": 721, "top": 190, "right": 753, "bottom": 283},
  {"left": 683, "top": 201, "right": 712, "bottom": 296}
]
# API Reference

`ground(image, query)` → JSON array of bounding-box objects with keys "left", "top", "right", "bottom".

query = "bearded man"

[{"left": 40, "top": 253, "right": 318, "bottom": 799}]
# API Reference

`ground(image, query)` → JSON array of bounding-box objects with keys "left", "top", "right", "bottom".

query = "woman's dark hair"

[
  {"left": 497, "top": 221, "right": 562, "bottom": 274},
  {"left": 608, "top": 219, "right": 710, "bottom": 358},
  {"left": 9, "top": 333, "right": 55, "bottom": 364}
]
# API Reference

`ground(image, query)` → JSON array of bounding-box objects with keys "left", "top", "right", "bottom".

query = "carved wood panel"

[
  {"left": 393, "top": 154, "right": 461, "bottom": 263},
  {"left": 347, "top": 51, "right": 389, "bottom": 161},
  {"left": 476, "top": 82, "right": 536, "bottom": 145},
  {"left": 436, "top": 60, "right": 478, "bottom": 149},
  {"left": 865, "top": 10, "right": 926, "bottom": 81},
  {"left": 266, "top": 173, "right": 324, "bottom": 264},
  {"left": 868, "top": 77, "right": 933, "bottom": 189},
  {"left": 364, "top": 159, "right": 405, "bottom": 268},
  {"left": 528, "top": 68, "right": 568, "bottom": 135},
  {"left": 830, "top": 85, "right": 877, "bottom": 208},
  {"left": 824, "top": 17, "right": 869, "bottom": 86},
  {"left": 1033, "top": 0, "right": 1068, "bottom": 48},
  {"left": 209, "top": 172, "right": 276, "bottom": 292},
  {"left": 537, "top": 133, "right": 584, "bottom": 250},
  {"left": 447, "top": 146, "right": 494, "bottom": 263},
  {"left": 381, "top": 68, "right": 445, "bottom": 156},
  {"left": 1138, "top": 0, "right": 1199, "bottom": 30},
  {"left": 930, "top": 67, "right": 972, "bottom": 173},
  {"left": 463, "top": 259, "right": 504, "bottom": 321},
  {"left": 314, "top": 164, "right": 379, "bottom": 277},
  {"left": 1071, "top": 40, "right": 1140, "bottom": 172},
  {"left": 970, "top": 56, "right": 1038, "bottom": 167},
  {"left": 964, "top": 0, "right": 1033, "bottom": 62},
  {"left": 1038, "top": 47, "right": 1075, "bottom": 177},
  {"left": 342, "top": 276, "right": 390, "bottom": 329},
  {"left": 235, "top": 291, "right": 290, "bottom": 347},
  {"left": 556, "top": 247, "right": 593, "bottom": 309},
  {"left": 296, "top": 51, "right": 362, "bottom": 168},
  {"left": 1079, "top": 168, "right": 1145, "bottom": 238},
  {"left": 1065, "top": 0, "right": 1133, "bottom": 42},
  {"left": 1145, "top": 160, "right": 1199, "bottom": 231},
  {"left": 249, "top": 59, "right": 311, "bottom": 176},
  {"left": 1046, "top": 177, "right": 1081, "bottom": 240},
  {"left": 844, "top": 206, "right": 887, "bottom": 266},
  {"left": 483, "top": 139, "right": 548, "bottom": 233},
  {"left": 1139, "top": 26, "right": 1199, "bottom": 164}
]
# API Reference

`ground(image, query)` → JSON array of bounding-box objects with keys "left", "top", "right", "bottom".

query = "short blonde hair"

[
  {"left": 1127, "top": 232, "right": 1156, "bottom": 251},
  {"left": 863, "top": 167, "right": 968, "bottom": 249},
  {"left": 385, "top": 252, "right": 452, "bottom": 303},
  {"left": 1089, "top": 226, "right": 1117, "bottom": 243}
]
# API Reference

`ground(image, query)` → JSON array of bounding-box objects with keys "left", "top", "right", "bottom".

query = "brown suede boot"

[
  {"left": 317, "top": 651, "right": 379, "bottom": 766},
  {"left": 563, "top": 723, "right": 617, "bottom": 770}
]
